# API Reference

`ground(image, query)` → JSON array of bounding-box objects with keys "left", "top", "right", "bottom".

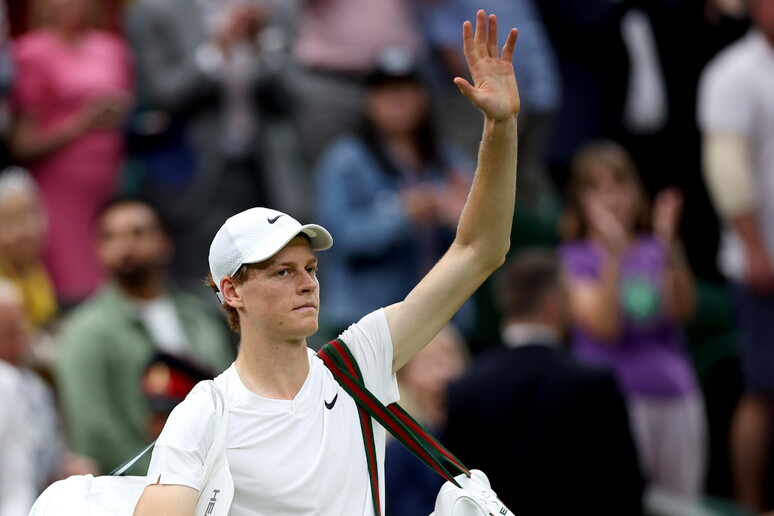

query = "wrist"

[
  {"left": 668, "top": 242, "right": 688, "bottom": 266},
  {"left": 484, "top": 114, "right": 518, "bottom": 128}
]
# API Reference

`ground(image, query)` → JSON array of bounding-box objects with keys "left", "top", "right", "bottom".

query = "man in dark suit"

[{"left": 444, "top": 249, "right": 644, "bottom": 514}]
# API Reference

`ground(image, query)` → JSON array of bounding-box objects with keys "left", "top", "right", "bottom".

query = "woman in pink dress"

[{"left": 10, "top": 0, "right": 132, "bottom": 304}]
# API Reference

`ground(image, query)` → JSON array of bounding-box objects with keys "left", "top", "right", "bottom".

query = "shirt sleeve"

[
  {"left": 145, "top": 384, "right": 217, "bottom": 491},
  {"left": 698, "top": 50, "right": 753, "bottom": 136},
  {"left": 337, "top": 309, "right": 400, "bottom": 406}
]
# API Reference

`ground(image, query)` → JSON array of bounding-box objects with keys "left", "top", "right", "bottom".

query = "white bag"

[
  {"left": 29, "top": 380, "right": 233, "bottom": 516},
  {"left": 430, "top": 469, "right": 514, "bottom": 516}
]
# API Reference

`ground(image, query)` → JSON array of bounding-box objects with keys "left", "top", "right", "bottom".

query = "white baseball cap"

[{"left": 209, "top": 207, "right": 333, "bottom": 299}]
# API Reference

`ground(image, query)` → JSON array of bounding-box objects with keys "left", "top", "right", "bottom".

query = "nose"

[{"left": 297, "top": 270, "right": 318, "bottom": 294}]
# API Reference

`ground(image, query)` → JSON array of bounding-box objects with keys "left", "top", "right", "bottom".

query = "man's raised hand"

[{"left": 454, "top": 10, "right": 520, "bottom": 122}]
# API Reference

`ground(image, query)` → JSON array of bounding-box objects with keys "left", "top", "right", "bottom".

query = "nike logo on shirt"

[{"left": 324, "top": 393, "right": 338, "bottom": 410}]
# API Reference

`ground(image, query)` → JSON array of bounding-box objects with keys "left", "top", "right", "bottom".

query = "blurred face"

[
  {"left": 365, "top": 80, "right": 429, "bottom": 137},
  {"left": 578, "top": 163, "right": 642, "bottom": 233},
  {"left": 751, "top": 0, "right": 774, "bottom": 43},
  {"left": 0, "top": 191, "right": 45, "bottom": 269},
  {"left": 0, "top": 297, "right": 30, "bottom": 367},
  {"left": 97, "top": 202, "right": 171, "bottom": 286},
  {"left": 401, "top": 331, "right": 467, "bottom": 400},
  {"left": 233, "top": 237, "right": 320, "bottom": 341}
]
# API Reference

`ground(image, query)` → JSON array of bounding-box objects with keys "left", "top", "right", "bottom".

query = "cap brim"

[{"left": 239, "top": 223, "right": 333, "bottom": 267}]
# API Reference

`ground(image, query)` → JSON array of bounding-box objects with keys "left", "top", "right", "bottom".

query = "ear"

[{"left": 220, "top": 276, "right": 244, "bottom": 309}]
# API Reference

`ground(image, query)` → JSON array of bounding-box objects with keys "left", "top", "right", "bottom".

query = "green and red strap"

[{"left": 317, "top": 339, "right": 471, "bottom": 516}]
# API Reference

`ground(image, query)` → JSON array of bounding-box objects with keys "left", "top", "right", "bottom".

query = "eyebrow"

[{"left": 273, "top": 258, "right": 318, "bottom": 268}]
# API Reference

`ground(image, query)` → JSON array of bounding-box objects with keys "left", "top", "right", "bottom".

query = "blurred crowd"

[{"left": 0, "top": 0, "right": 772, "bottom": 514}]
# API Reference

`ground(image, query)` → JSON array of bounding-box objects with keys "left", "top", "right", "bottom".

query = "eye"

[
  {"left": 276, "top": 269, "right": 288, "bottom": 277},
  {"left": 306, "top": 266, "right": 317, "bottom": 275}
]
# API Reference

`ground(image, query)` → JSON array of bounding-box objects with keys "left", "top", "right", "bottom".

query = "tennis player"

[{"left": 134, "top": 9, "right": 520, "bottom": 515}]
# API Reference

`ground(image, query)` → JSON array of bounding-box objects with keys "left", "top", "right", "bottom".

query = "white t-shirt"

[
  {"left": 146, "top": 309, "right": 399, "bottom": 516},
  {"left": 698, "top": 30, "right": 774, "bottom": 280}
]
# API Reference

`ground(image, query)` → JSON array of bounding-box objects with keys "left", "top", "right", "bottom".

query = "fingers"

[
  {"left": 463, "top": 10, "right": 518, "bottom": 62},
  {"left": 473, "top": 9, "right": 487, "bottom": 48},
  {"left": 453, "top": 77, "right": 478, "bottom": 102},
  {"left": 487, "top": 14, "right": 499, "bottom": 58},
  {"left": 461, "top": 20, "right": 476, "bottom": 64},
  {"left": 501, "top": 28, "right": 518, "bottom": 63}
]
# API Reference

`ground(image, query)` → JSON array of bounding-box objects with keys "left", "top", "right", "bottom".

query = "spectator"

[
  {"left": 0, "top": 307, "right": 34, "bottom": 516},
  {"left": 126, "top": 0, "right": 296, "bottom": 294},
  {"left": 315, "top": 50, "right": 474, "bottom": 339},
  {"left": 697, "top": 0, "right": 774, "bottom": 510},
  {"left": 293, "top": 0, "right": 426, "bottom": 166},
  {"left": 385, "top": 324, "right": 469, "bottom": 516},
  {"left": 420, "top": 0, "right": 561, "bottom": 220},
  {"left": 140, "top": 351, "right": 212, "bottom": 441},
  {"left": 9, "top": 0, "right": 132, "bottom": 306},
  {"left": 559, "top": 141, "right": 706, "bottom": 501},
  {"left": 444, "top": 248, "right": 644, "bottom": 514},
  {"left": 0, "top": 281, "right": 96, "bottom": 508},
  {"left": 0, "top": 167, "right": 56, "bottom": 330},
  {"left": 55, "top": 198, "right": 234, "bottom": 474}
]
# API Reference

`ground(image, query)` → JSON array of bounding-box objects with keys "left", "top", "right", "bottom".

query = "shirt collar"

[{"left": 501, "top": 323, "right": 561, "bottom": 349}]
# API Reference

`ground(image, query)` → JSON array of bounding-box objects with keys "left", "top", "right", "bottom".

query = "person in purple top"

[{"left": 559, "top": 140, "right": 707, "bottom": 502}]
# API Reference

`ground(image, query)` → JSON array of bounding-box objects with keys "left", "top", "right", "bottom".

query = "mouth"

[{"left": 293, "top": 304, "right": 317, "bottom": 312}]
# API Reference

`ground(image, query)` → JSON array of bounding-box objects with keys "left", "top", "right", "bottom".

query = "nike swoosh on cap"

[{"left": 267, "top": 215, "right": 283, "bottom": 224}]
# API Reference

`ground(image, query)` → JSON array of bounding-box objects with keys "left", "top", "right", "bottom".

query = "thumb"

[{"left": 453, "top": 77, "right": 478, "bottom": 103}]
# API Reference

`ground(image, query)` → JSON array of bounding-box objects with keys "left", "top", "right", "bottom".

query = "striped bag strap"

[{"left": 317, "top": 339, "right": 471, "bottom": 515}]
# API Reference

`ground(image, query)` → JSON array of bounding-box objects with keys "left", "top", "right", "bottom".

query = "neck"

[
  {"left": 234, "top": 330, "right": 310, "bottom": 400},
  {"left": 51, "top": 24, "right": 84, "bottom": 44}
]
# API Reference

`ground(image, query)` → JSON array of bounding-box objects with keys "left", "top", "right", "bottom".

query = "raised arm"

[{"left": 386, "top": 10, "right": 520, "bottom": 371}]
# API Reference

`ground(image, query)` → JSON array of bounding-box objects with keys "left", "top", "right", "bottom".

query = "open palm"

[{"left": 454, "top": 10, "right": 520, "bottom": 121}]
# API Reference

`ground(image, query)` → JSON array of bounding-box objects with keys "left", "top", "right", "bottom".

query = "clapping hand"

[
  {"left": 586, "top": 203, "right": 629, "bottom": 256},
  {"left": 453, "top": 10, "right": 520, "bottom": 122},
  {"left": 652, "top": 187, "right": 684, "bottom": 248}
]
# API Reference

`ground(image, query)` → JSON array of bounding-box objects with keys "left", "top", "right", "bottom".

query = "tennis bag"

[
  {"left": 318, "top": 340, "right": 514, "bottom": 516},
  {"left": 28, "top": 380, "right": 233, "bottom": 516}
]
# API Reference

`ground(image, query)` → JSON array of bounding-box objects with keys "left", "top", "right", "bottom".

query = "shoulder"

[
  {"left": 699, "top": 33, "right": 764, "bottom": 113},
  {"left": 60, "top": 289, "right": 121, "bottom": 335},
  {"left": 156, "top": 381, "right": 222, "bottom": 448},
  {"left": 702, "top": 33, "right": 761, "bottom": 84},
  {"left": 331, "top": 309, "right": 399, "bottom": 403},
  {"left": 336, "top": 309, "right": 392, "bottom": 352},
  {"left": 13, "top": 31, "right": 52, "bottom": 60}
]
